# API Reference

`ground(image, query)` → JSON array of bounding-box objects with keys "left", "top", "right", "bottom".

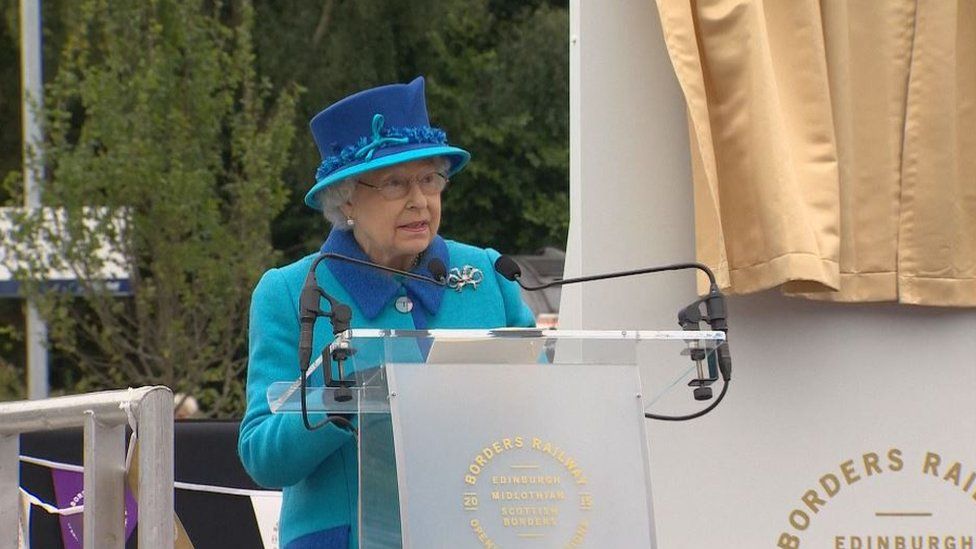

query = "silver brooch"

[{"left": 446, "top": 265, "right": 484, "bottom": 292}]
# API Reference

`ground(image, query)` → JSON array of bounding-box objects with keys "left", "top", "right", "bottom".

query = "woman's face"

[{"left": 341, "top": 158, "right": 445, "bottom": 270}]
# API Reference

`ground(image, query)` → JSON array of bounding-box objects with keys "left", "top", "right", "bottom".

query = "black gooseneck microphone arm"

[
  {"left": 318, "top": 252, "right": 448, "bottom": 285},
  {"left": 494, "top": 255, "right": 733, "bottom": 422},
  {"left": 298, "top": 253, "right": 353, "bottom": 432},
  {"left": 298, "top": 252, "right": 447, "bottom": 431},
  {"left": 495, "top": 255, "right": 718, "bottom": 292}
]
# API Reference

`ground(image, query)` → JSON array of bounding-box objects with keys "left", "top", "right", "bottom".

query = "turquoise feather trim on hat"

[{"left": 304, "top": 77, "right": 470, "bottom": 210}]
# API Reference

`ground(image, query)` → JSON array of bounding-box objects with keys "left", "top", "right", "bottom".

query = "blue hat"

[{"left": 304, "top": 76, "right": 470, "bottom": 209}]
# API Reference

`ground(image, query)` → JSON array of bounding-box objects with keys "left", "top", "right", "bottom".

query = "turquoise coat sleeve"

[{"left": 237, "top": 268, "right": 353, "bottom": 488}]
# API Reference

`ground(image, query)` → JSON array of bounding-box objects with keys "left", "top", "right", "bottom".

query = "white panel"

[
  {"left": 562, "top": 0, "right": 584, "bottom": 327},
  {"left": 648, "top": 294, "right": 976, "bottom": 548},
  {"left": 570, "top": 1, "right": 976, "bottom": 547},
  {"left": 564, "top": 0, "right": 696, "bottom": 332}
]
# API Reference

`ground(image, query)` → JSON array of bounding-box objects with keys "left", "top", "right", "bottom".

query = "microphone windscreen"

[
  {"left": 493, "top": 255, "right": 522, "bottom": 281},
  {"left": 428, "top": 258, "right": 447, "bottom": 282}
]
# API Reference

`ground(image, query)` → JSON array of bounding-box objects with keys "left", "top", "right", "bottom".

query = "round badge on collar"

[{"left": 395, "top": 296, "right": 414, "bottom": 314}]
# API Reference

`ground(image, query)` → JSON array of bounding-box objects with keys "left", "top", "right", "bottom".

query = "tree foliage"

[
  {"left": 6, "top": 0, "right": 298, "bottom": 415},
  {"left": 0, "top": 320, "right": 24, "bottom": 400},
  {"left": 421, "top": 1, "right": 570, "bottom": 251}
]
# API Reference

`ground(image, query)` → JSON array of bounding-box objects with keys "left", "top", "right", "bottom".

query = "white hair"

[
  {"left": 317, "top": 179, "right": 356, "bottom": 229},
  {"left": 316, "top": 156, "right": 452, "bottom": 229}
]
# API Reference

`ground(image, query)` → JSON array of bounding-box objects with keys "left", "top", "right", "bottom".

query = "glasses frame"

[{"left": 356, "top": 171, "right": 449, "bottom": 200}]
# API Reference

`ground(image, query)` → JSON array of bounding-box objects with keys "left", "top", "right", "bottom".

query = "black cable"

[
  {"left": 298, "top": 253, "right": 356, "bottom": 432},
  {"left": 300, "top": 364, "right": 357, "bottom": 433},
  {"left": 497, "top": 255, "right": 733, "bottom": 421},
  {"left": 296, "top": 251, "right": 444, "bottom": 431},
  {"left": 319, "top": 252, "right": 447, "bottom": 285},
  {"left": 645, "top": 376, "right": 729, "bottom": 421},
  {"left": 500, "top": 259, "right": 718, "bottom": 291}
]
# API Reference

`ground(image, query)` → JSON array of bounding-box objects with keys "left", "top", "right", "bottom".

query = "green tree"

[
  {"left": 6, "top": 0, "right": 297, "bottom": 416},
  {"left": 421, "top": 1, "right": 570, "bottom": 251},
  {"left": 1, "top": 0, "right": 75, "bottom": 203},
  {"left": 1, "top": 1, "right": 21, "bottom": 195},
  {"left": 0, "top": 321, "right": 24, "bottom": 400}
]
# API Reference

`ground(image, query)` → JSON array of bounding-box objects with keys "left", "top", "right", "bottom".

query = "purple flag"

[{"left": 51, "top": 468, "right": 138, "bottom": 548}]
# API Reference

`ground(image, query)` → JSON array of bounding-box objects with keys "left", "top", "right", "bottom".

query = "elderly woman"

[{"left": 238, "top": 77, "right": 535, "bottom": 549}]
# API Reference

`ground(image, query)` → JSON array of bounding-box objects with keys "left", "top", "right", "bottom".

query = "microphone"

[
  {"left": 298, "top": 254, "right": 353, "bottom": 373},
  {"left": 296, "top": 253, "right": 354, "bottom": 431},
  {"left": 495, "top": 255, "right": 719, "bottom": 294},
  {"left": 296, "top": 251, "right": 448, "bottom": 429},
  {"left": 494, "top": 255, "right": 522, "bottom": 283},
  {"left": 298, "top": 273, "right": 319, "bottom": 373},
  {"left": 494, "top": 255, "right": 725, "bottom": 336},
  {"left": 494, "top": 254, "right": 733, "bottom": 421},
  {"left": 300, "top": 252, "right": 448, "bottom": 372},
  {"left": 319, "top": 252, "right": 448, "bottom": 286},
  {"left": 429, "top": 258, "right": 447, "bottom": 283}
]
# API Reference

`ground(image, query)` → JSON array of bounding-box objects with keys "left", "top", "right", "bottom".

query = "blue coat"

[{"left": 238, "top": 230, "right": 535, "bottom": 548}]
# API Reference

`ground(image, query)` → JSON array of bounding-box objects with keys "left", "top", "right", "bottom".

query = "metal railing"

[{"left": 0, "top": 386, "right": 174, "bottom": 548}]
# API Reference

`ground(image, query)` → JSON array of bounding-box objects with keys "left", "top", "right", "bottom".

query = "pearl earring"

[{"left": 346, "top": 218, "right": 355, "bottom": 227}]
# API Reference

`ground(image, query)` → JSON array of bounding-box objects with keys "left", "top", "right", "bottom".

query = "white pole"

[{"left": 20, "top": 0, "right": 49, "bottom": 399}]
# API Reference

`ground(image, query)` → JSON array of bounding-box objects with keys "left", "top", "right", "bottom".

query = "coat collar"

[{"left": 320, "top": 229, "right": 448, "bottom": 320}]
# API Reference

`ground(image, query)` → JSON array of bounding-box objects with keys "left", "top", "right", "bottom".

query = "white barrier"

[{"left": 0, "top": 386, "right": 174, "bottom": 548}]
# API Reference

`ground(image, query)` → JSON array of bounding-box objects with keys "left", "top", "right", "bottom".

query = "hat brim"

[{"left": 304, "top": 145, "right": 471, "bottom": 210}]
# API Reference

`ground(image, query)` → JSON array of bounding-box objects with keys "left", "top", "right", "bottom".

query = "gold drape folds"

[{"left": 656, "top": 0, "right": 976, "bottom": 306}]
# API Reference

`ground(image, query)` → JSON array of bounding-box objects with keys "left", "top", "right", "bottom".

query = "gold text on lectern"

[
  {"left": 462, "top": 435, "right": 593, "bottom": 547},
  {"left": 464, "top": 437, "right": 589, "bottom": 486},
  {"left": 777, "top": 448, "right": 976, "bottom": 548}
]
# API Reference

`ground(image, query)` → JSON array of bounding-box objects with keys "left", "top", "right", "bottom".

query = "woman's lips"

[{"left": 398, "top": 221, "right": 429, "bottom": 232}]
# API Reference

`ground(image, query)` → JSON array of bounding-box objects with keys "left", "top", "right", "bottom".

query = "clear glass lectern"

[{"left": 268, "top": 328, "right": 725, "bottom": 549}]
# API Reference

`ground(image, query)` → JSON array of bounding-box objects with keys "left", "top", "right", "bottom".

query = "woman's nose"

[{"left": 405, "top": 180, "right": 428, "bottom": 208}]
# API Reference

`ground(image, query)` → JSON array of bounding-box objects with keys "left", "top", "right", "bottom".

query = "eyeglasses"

[{"left": 356, "top": 171, "right": 449, "bottom": 200}]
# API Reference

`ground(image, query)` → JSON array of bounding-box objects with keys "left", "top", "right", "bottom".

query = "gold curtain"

[{"left": 656, "top": 0, "right": 976, "bottom": 306}]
